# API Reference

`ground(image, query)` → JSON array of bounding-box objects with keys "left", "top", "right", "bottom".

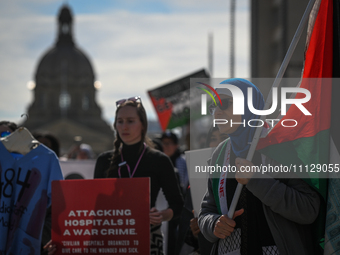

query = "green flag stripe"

[{"left": 259, "top": 129, "right": 330, "bottom": 200}]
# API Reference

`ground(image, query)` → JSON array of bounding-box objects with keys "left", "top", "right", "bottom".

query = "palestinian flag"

[
  {"left": 147, "top": 69, "right": 209, "bottom": 131},
  {"left": 324, "top": 0, "right": 340, "bottom": 253},
  {"left": 257, "top": 0, "right": 340, "bottom": 252}
]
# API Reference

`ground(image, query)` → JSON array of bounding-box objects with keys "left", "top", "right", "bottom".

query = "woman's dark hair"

[
  {"left": 33, "top": 132, "right": 61, "bottom": 157},
  {"left": 0, "top": 121, "right": 18, "bottom": 132},
  {"left": 107, "top": 100, "right": 153, "bottom": 177}
]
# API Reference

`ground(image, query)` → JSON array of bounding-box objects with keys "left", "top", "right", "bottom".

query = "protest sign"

[
  {"left": 185, "top": 147, "right": 214, "bottom": 217},
  {"left": 52, "top": 178, "right": 150, "bottom": 254}
]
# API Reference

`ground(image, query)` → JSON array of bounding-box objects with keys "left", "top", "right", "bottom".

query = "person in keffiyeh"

[{"left": 198, "top": 78, "right": 321, "bottom": 255}]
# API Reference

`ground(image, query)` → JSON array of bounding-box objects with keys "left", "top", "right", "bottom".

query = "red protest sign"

[{"left": 52, "top": 178, "right": 150, "bottom": 254}]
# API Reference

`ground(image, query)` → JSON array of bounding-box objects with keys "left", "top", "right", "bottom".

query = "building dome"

[
  {"left": 27, "top": 5, "right": 111, "bottom": 133},
  {"left": 36, "top": 46, "right": 95, "bottom": 88},
  {"left": 27, "top": 4, "right": 99, "bottom": 121},
  {"left": 25, "top": 4, "right": 114, "bottom": 152},
  {"left": 35, "top": 4, "right": 94, "bottom": 89}
]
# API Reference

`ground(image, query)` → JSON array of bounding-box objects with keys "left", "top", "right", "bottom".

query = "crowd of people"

[{"left": 1, "top": 78, "right": 324, "bottom": 255}]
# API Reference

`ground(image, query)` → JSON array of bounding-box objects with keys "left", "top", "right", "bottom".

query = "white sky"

[{"left": 0, "top": 0, "right": 250, "bottom": 125}]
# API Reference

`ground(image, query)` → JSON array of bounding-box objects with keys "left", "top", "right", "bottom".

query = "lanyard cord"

[{"left": 118, "top": 143, "right": 147, "bottom": 178}]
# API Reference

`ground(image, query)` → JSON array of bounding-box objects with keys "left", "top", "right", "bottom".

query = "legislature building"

[{"left": 24, "top": 5, "right": 114, "bottom": 155}]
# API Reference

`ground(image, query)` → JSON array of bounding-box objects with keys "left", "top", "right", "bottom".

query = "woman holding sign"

[
  {"left": 107, "top": 96, "right": 183, "bottom": 254},
  {"left": 198, "top": 79, "right": 321, "bottom": 255},
  {"left": 46, "top": 97, "right": 183, "bottom": 255}
]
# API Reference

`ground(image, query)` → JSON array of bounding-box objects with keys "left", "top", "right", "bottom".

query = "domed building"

[{"left": 25, "top": 5, "right": 114, "bottom": 155}]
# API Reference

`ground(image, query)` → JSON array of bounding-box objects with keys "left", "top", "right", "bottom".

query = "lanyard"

[{"left": 118, "top": 143, "right": 146, "bottom": 178}]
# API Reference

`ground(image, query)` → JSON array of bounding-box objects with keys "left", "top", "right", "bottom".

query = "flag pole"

[{"left": 227, "top": 0, "right": 317, "bottom": 219}]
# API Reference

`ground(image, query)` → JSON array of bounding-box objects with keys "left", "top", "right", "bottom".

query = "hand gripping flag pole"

[{"left": 227, "top": 0, "right": 317, "bottom": 219}]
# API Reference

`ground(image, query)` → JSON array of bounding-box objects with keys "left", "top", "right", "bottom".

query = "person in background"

[
  {"left": 152, "top": 137, "right": 163, "bottom": 152},
  {"left": 198, "top": 133, "right": 208, "bottom": 149},
  {"left": 161, "top": 131, "right": 188, "bottom": 194},
  {"left": 33, "top": 132, "right": 60, "bottom": 157},
  {"left": 161, "top": 131, "right": 188, "bottom": 255},
  {"left": 0, "top": 121, "right": 21, "bottom": 161},
  {"left": 206, "top": 126, "right": 229, "bottom": 148},
  {"left": 0, "top": 120, "right": 18, "bottom": 137},
  {"left": 66, "top": 143, "right": 94, "bottom": 160},
  {"left": 64, "top": 136, "right": 95, "bottom": 159},
  {"left": 76, "top": 143, "right": 94, "bottom": 159}
]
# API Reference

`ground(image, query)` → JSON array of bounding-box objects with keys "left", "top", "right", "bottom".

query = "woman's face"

[
  {"left": 209, "top": 130, "right": 229, "bottom": 148},
  {"left": 116, "top": 105, "right": 143, "bottom": 145},
  {"left": 214, "top": 94, "right": 242, "bottom": 134}
]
